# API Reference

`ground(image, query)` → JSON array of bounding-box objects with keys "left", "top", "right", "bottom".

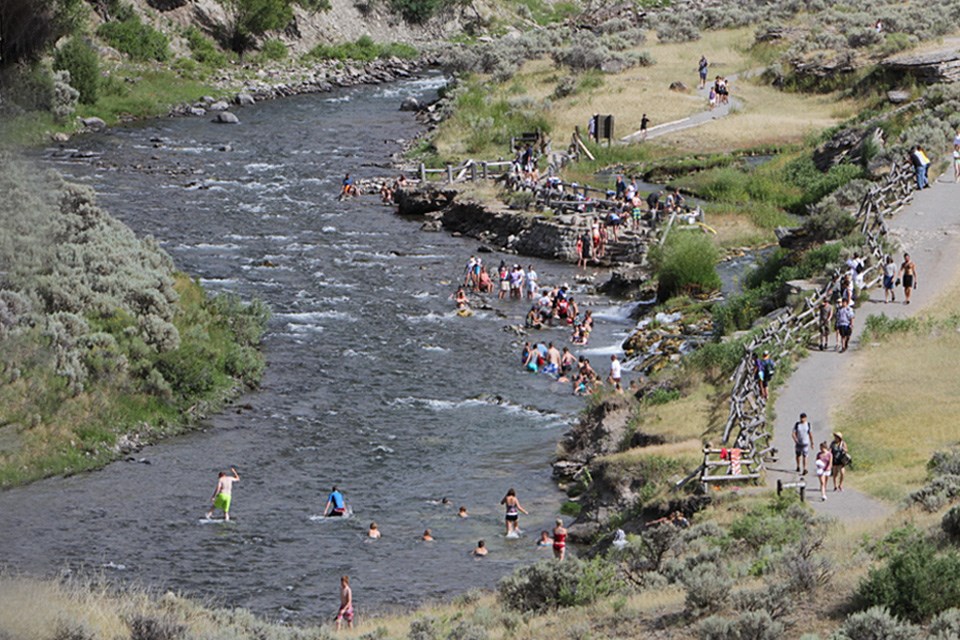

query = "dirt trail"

[
  {"left": 767, "top": 166, "right": 960, "bottom": 521},
  {"left": 622, "top": 75, "right": 742, "bottom": 142}
]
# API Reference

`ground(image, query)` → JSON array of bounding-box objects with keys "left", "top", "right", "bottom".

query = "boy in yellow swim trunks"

[{"left": 206, "top": 467, "right": 240, "bottom": 521}]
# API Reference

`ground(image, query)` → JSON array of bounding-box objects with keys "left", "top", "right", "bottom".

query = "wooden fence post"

[
  {"left": 470, "top": 162, "right": 477, "bottom": 182},
  {"left": 481, "top": 162, "right": 488, "bottom": 179},
  {"left": 419, "top": 163, "right": 426, "bottom": 182},
  {"left": 446, "top": 164, "right": 453, "bottom": 183}
]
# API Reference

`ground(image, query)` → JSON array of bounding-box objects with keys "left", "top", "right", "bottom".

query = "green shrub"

[
  {"left": 498, "top": 558, "right": 621, "bottom": 613},
  {"left": 156, "top": 341, "right": 219, "bottom": 397},
  {"left": 54, "top": 36, "right": 99, "bottom": 105},
  {"left": 683, "top": 564, "right": 732, "bottom": 616},
  {"left": 857, "top": 541, "right": 960, "bottom": 623},
  {"left": 652, "top": 231, "right": 721, "bottom": 301},
  {"left": 943, "top": 505, "right": 960, "bottom": 542},
  {"left": 698, "top": 610, "right": 783, "bottom": 640},
  {"left": 259, "top": 38, "right": 288, "bottom": 60},
  {"left": 930, "top": 608, "right": 960, "bottom": 638},
  {"left": 305, "top": 36, "right": 418, "bottom": 62},
  {"left": 97, "top": 12, "right": 170, "bottom": 61},
  {"left": 185, "top": 26, "right": 227, "bottom": 66},
  {"left": 685, "top": 340, "right": 744, "bottom": 377},
  {"left": 4, "top": 63, "right": 55, "bottom": 111},
  {"left": 389, "top": 0, "right": 452, "bottom": 23},
  {"left": 834, "top": 606, "right": 920, "bottom": 640},
  {"left": 729, "top": 497, "right": 810, "bottom": 551}
]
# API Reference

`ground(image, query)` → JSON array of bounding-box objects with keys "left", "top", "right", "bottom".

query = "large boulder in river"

[
  {"left": 399, "top": 97, "right": 420, "bottom": 111},
  {"left": 80, "top": 116, "right": 107, "bottom": 131},
  {"left": 235, "top": 92, "right": 255, "bottom": 106},
  {"left": 213, "top": 112, "right": 240, "bottom": 124},
  {"left": 208, "top": 100, "right": 230, "bottom": 111}
]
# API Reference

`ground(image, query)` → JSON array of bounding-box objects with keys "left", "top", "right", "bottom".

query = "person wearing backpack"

[
  {"left": 758, "top": 351, "right": 775, "bottom": 399},
  {"left": 792, "top": 413, "right": 814, "bottom": 476}
]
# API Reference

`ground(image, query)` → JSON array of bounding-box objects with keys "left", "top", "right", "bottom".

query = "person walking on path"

[
  {"left": 698, "top": 55, "right": 709, "bottom": 89},
  {"left": 757, "top": 350, "right": 775, "bottom": 399},
  {"left": 899, "top": 252, "right": 918, "bottom": 304},
  {"left": 640, "top": 114, "right": 650, "bottom": 141},
  {"left": 793, "top": 413, "right": 813, "bottom": 476},
  {"left": 835, "top": 299, "right": 855, "bottom": 352},
  {"left": 817, "top": 299, "right": 833, "bottom": 351},
  {"left": 830, "top": 432, "right": 850, "bottom": 492},
  {"left": 501, "top": 488, "right": 528, "bottom": 536},
  {"left": 335, "top": 575, "right": 354, "bottom": 631},
  {"left": 882, "top": 255, "right": 897, "bottom": 303},
  {"left": 206, "top": 467, "right": 240, "bottom": 521},
  {"left": 815, "top": 442, "right": 833, "bottom": 501}
]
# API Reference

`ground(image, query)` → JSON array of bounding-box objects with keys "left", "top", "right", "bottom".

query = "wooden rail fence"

[{"left": 679, "top": 159, "right": 917, "bottom": 491}]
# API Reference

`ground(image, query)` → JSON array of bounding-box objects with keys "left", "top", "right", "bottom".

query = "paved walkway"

[
  {"left": 622, "top": 76, "right": 742, "bottom": 143},
  {"left": 767, "top": 168, "right": 960, "bottom": 522}
]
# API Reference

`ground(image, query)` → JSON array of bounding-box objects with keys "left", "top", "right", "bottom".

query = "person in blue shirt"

[{"left": 324, "top": 485, "right": 347, "bottom": 517}]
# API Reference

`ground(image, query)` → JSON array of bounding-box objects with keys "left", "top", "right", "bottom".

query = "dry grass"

[
  {"left": 833, "top": 282, "right": 960, "bottom": 502},
  {"left": 632, "top": 382, "right": 718, "bottom": 442},
  {"left": 655, "top": 78, "right": 861, "bottom": 154}
]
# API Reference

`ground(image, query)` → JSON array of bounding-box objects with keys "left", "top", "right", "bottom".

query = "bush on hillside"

[
  {"left": 942, "top": 505, "right": 960, "bottom": 541},
  {"left": 651, "top": 231, "right": 721, "bottom": 300},
  {"left": 833, "top": 606, "right": 920, "bottom": 640},
  {"left": 53, "top": 36, "right": 99, "bottom": 105},
  {"left": 697, "top": 610, "right": 784, "bottom": 640},
  {"left": 682, "top": 564, "right": 732, "bottom": 616},
  {"left": 96, "top": 11, "right": 170, "bottom": 61},
  {"left": 930, "top": 609, "right": 960, "bottom": 638},
  {"left": 185, "top": 26, "right": 227, "bottom": 66},
  {"left": 306, "top": 36, "right": 418, "bottom": 62},
  {"left": 497, "top": 558, "right": 621, "bottom": 613},
  {"left": 3, "top": 63, "right": 55, "bottom": 112},
  {"left": 259, "top": 38, "right": 287, "bottom": 60},
  {"left": 52, "top": 70, "right": 79, "bottom": 122},
  {"left": 857, "top": 540, "right": 960, "bottom": 623}
]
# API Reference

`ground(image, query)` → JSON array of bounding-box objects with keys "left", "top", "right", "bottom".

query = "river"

[{"left": 0, "top": 75, "right": 639, "bottom": 622}]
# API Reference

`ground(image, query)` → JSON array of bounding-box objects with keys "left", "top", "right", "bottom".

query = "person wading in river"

[
  {"left": 335, "top": 575, "right": 354, "bottom": 631},
  {"left": 206, "top": 467, "right": 240, "bottom": 521},
  {"left": 324, "top": 485, "right": 347, "bottom": 517},
  {"left": 500, "top": 488, "right": 528, "bottom": 536}
]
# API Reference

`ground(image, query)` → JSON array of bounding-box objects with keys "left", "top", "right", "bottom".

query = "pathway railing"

[{"left": 680, "top": 159, "right": 917, "bottom": 491}]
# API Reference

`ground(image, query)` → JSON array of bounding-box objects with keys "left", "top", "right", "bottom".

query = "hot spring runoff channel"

[{"left": 2, "top": 75, "right": 637, "bottom": 620}]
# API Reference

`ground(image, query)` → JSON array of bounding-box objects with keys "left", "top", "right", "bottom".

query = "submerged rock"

[
  {"left": 213, "top": 112, "right": 240, "bottom": 124},
  {"left": 399, "top": 96, "right": 420, "bottom": 111}
]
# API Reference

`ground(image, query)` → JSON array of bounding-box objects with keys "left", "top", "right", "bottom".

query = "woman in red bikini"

[{"left": 552, "top": 518, "right": 567, "bottom": 561}]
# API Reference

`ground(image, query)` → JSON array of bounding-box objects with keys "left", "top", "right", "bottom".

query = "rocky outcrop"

[
  {"left": 882, "top": 47, "right": 960, "bottom": 84},
  {"left": 395, "top": 185, "right": 653, "bottom": 266}
]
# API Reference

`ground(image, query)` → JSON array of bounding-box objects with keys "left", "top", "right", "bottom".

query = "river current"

[{"left": 0, "top": 75, "right": 639, "bottom": 621}]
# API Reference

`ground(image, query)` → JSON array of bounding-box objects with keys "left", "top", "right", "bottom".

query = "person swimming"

[
  {"left": 537, "top": 530, "right": 553, "bottom": 547},
  {"left": 422, "top": 529, "right": 434, "bottom": 541},
  {"left": 367, "top": 522, "right": 381, "bottom": 539},
  {"left": 458, "top": 506, "right": 469, "bottom": 518},
  {"left": 474, "top": 540, "right": 488, "bottom": 556}
]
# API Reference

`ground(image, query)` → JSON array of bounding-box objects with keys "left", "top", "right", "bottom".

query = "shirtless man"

[
  {"left": 336, "top": 575, "right": 353, "bottom": 631},
  {"left": 206, "top": 467, "right": 240, "bottom": 521},
  {"left": 474, "top": 540, "right": 488, "bottom": 556},
  {"left": 899, "top": 252, "right": 918, "bottom": 304},
  {"left": 559, "top": 347, "right": 577, "bottom": 382},
  {"left": 367, "top": 523, "right": 381, "bottom": 539},
  {"left": 545, "top": 342, "right": 562, "bottom": 377}
]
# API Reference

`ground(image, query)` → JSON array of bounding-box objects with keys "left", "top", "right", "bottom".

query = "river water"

[{"left": 0, "top": 76, "right": 639, "bottom": 621}]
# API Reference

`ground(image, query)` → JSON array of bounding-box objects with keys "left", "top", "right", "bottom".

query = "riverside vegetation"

[
  {"left": 5, "top": 0, "right": 960, "bottom": 638},
  {"left": 0, "top": 154, "right": 268, "bottom": 486}
]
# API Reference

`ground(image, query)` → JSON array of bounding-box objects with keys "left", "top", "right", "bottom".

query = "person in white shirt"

[{"left": 608, "top": 354, "right": 622, "bottom": 386}]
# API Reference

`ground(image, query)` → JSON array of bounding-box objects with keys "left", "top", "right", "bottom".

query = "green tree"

[
  {"left": 53, "top": 36, "right": 99, "bottom": 105},
  {"left": 0, "top": 0, "right": 85, "bottom": 69}
]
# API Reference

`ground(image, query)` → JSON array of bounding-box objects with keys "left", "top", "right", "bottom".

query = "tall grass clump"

[
  {"left": 184, "top": 26, "right": 228, "bottom": 66},
  {"left": 651, "top": 231, "right": 721, "bottom": 301}
]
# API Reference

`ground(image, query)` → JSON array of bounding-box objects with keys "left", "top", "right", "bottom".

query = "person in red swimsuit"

[{"left": 552, "top": 518, "right": 567, "bottom": 561}]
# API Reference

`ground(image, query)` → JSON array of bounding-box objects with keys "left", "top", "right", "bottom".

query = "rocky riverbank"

[{"left": 394, "top": 184, "right": 656, "bottom": 274}]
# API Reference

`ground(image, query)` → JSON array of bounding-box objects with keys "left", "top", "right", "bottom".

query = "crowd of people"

[{"left": 792, "top": 413, "right": 851, "bottom": 502}]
